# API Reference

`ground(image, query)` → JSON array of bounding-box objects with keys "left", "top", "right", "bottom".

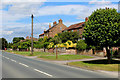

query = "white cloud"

[
  {"left": 89, "top": 0, "right": 111, "bottom": 4},
  {"left": 37, "top": 5, "right": 88, "bottom": 16},
  {"left": 2, "top": 31, "right": 13, "bottom": 35}
]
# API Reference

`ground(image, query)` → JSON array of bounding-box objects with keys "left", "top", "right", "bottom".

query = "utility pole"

[{"left": 31, "top": 14, "right": 34, "bottom": 55}]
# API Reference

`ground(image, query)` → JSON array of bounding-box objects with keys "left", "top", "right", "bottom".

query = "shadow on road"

[{"left": 83, "top": 59, "right": 120, "bottom": 64}]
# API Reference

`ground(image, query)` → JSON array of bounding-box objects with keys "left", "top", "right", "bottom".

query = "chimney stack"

[
  {"left": 26, "top": 36, "right": 29, "bottom": 39},
  {"left": 85, "top": 17, "right": 88, "bottom": 22},
  {"left": 49, "top": 23, "right": 51, "bottom": 28},
  {"left": 59, "top": 19, "right": 62, "bottom": 23},
  {"left": 53, "top": 21, "right": 57, "bottom": 26}
]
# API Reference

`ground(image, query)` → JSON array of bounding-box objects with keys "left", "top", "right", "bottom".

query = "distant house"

[
  {"left": 21, "top": 36, "right": 38, "bottom": 42},
  {"left": 62, "top": 17, "right": 88, "bottom": 38},
  {"left": 39, "top": 33, "right": 44, "bottom": 38},
  {"left": 39, "top": 19, "right": 67, "bottom": 38}
]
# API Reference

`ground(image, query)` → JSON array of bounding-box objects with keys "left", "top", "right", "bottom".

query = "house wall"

[
  {"left": 39, "top": 35, "right": 44, "bottom": 38},
  {"left": 68, "top": 27, "right": 84, "bottom": 38},
  {"left": 49, "top": 23, "right": 67, "bottom": 37},
  {"left": 44, "top": 20, "right": 67, "bottom": 38}
]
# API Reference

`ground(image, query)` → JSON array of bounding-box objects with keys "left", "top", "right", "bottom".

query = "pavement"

[
  {"left": 1, "top": 51, "right": 119, "bottom": 78},
  {"left": 49, "top": 57, "right": 107, "bottom": 64}
]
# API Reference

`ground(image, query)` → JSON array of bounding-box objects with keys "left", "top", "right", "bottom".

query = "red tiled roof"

[
  {"left": 39, "top": 33, "right": 44, "bottom": 36},
  {"left": 63, "top": 22, "right": 85, "bottom": 31}
]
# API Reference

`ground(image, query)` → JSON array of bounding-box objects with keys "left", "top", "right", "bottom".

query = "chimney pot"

[
  {"left": 85, "top": 17, "right": 88, "bottom": 22},
  {"left": 49, "top": 23, "right": 51, "bottom": 28},
  {"left": 59, "top": 19, "right": 62, "bottom": 23},
  {"left": 53, "top": 21, "right": 57, "bottom": 25},
  {"left": 26, "top": 36, "right": 29, "bottom": 39}
]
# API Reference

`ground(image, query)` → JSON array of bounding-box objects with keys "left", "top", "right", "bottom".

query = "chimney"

[
  {"left": 59, "top": 19, "right": 62, "bottom": 23},
  {"left": 85, "top": 17, "right": 88, "bottom": 22},
  {"left": 49, "top": 23, "right": 51, "bottom": 28},
  {"left": 26, "top": 36, "right": 29, "bottom": 39},
  {"left": 105, "top": 7, "right": 109, "bottom": 10},
  {"left": 53, "top": 21, "right": 57, "bottom": 26}
]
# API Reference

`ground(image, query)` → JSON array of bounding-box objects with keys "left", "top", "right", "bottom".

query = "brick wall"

[{"left": 44, "top": 19, "right": 67, "bottom": 38}]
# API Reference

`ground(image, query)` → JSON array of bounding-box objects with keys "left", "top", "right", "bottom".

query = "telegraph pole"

[{"left": 31, "top": 14, "right": 34, "bottom": 55}]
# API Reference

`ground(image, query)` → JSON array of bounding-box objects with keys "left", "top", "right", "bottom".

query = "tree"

[
  {"left": 49, "top": 35, "right": 62, "bottom": 45},
  {"left": 13, "top": 37, "right": 24, "bottom": 44},
  {"left": 0, "top": 38, "right": 8, "bottom": 50},
  {"left": 76, "top": 40, "right": 87, "bottom": 51},
  {"left": 18, "top": 40, "right": 31, "bottom": 50},
  {"left": 83, "top": 8, "right": 120, "bottom": 63},
  {"left": 59, "top": 31, "right": 80, "bottom": 43},
  {"left": 8, "top": 42, "right": 13, "bottom": 48},
  {"left": 38, "top": 38, "right": 43, "bottom": 42}
]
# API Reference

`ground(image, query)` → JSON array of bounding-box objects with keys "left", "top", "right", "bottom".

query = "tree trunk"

[
  {"left": 44, "top": 48, "right": 45, "bottom": 52},
  {"left": 106, "top": 47, "right": 112, "bottom": 64},
  {"left": 92, "top": 49, "right": 95, "bottom": 55}
]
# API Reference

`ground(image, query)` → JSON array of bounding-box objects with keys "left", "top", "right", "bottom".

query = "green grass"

[
  {"left": 68, "top": 59, "right": 120, "bottom": 71},
  {"left": 6, "top": 50, "right": 93, "bottom": 61},
  {"left": 39, "top": 54, "right": 93, "bottom": 61},
  {"left": 6, "top": 50, "right": 55, "bottom": 56}
]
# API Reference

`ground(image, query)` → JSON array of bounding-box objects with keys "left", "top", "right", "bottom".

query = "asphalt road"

[{"left": 1, "top": 51, "right": 118, "bottom": 79}]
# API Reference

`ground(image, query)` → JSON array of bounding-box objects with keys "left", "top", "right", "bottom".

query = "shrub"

[{"left": 76, "top": 40, "right": 87, "bottom": 51}]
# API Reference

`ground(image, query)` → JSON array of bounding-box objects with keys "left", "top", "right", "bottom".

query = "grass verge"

[
  {"left": 39, "top": 54, "right": 93, "bottom": 61},
  {"left": 6, "top": 50, "right": 55, "bottom": 56},
  {"left": 6, "top": 50, "right": 93, "bottom": 61},
  {"left": 68, "top": 59, "right": 119, "bottom": 71}
]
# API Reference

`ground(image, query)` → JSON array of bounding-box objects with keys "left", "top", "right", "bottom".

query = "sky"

[{"left": 0, "top": 0, "right": 119, "bottom": 42}]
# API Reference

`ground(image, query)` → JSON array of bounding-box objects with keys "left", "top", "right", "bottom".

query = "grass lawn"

[
  {"left": 6, "top": 50, "right": 93, "bottom": 61},
  {"left": 39, "top": 54, "right": 93, "bottom": 61},
  {"left": 6, "top": 50, "right": 55, "bottom": 56},
  {"left": 68, "top": 59, "right": 120, "bottom": 71}
]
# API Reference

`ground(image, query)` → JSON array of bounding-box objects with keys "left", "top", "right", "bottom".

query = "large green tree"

[
  {"left": 83, "top": 8, "right": 120, "bottom": 63},
  {"left": 0, "top": 38, "right": 8, "bottom": 50},
  {"left": 18, "top": 40, "right": 31, "bottom": 50},
  {"left": 13, "top": 37, "right": 24, "bottom": 44}
]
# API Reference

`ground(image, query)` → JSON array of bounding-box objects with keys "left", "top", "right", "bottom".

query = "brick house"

[
  {"left": 21, "top": 36, "right": 38, "bottom": 42},
  {"left": 39, "top": 19, "right": 67, "bottom": 38},
  {"left": 62, "top": 17, "right": 88, "bottom": 38},
  {"left": 39, "top": 33, "right": 44, "bottom": 38}
]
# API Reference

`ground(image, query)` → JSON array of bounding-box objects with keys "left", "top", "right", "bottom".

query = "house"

[
  {"left": 39, "top": 19, "right": 67, "bottom": 38},
  {"left": 39, "top": 33, "right": 44, "bottom": 38},
  {"left": 21, "top": 36, "right": 38, "bottom": 42},
  {"left": 62, "top": 17, "right": 88, "bottom": 38}
]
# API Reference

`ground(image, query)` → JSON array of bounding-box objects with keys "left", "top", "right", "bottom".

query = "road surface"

[{"left": 1, "top": 51, "right": 118, "bottom": 79}]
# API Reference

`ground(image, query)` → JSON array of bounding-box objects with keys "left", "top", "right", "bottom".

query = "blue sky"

[{"left": 0, "top": 0, "right": 119, "bottom": 42}]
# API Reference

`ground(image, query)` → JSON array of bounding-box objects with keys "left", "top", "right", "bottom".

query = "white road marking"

[
  {"left": 10, "top": 59, "right": 16, "bottom": 62},
  {"left": 5, "top": 57, "right": 9, "bottom": 59},
  {"left": 34, "top": 69, "right": 53, "bottom": 77},
  {"left": 19, "top": 63, "right": 29, "bottom": 67}
]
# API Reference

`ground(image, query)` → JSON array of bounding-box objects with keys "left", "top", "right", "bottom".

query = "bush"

[{"left": 76, "top": 40, "right": 87, "bottom": 51}]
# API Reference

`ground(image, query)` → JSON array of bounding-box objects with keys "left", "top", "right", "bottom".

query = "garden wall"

[{"left": 76, "top": 49, "right": 105, "bottom": 57}]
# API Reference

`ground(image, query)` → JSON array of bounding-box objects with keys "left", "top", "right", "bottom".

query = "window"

[{"left": 60, "top": 27, "right": 62, "bottom": 30}]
